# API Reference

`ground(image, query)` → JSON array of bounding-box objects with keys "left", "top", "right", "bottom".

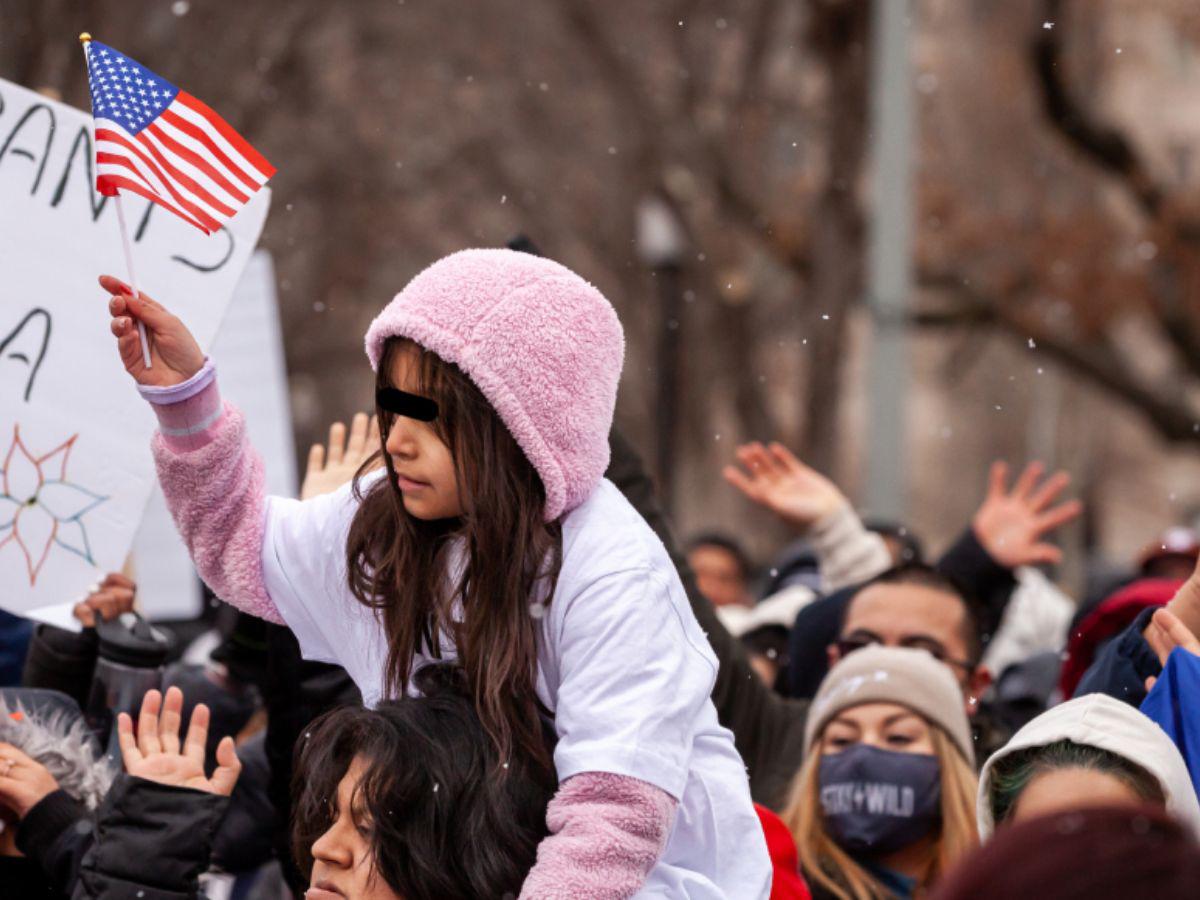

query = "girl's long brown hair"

[
  {"left": 782, "top": 724, "right": 979, "bottom": 900},
  {"left": 346, "top": 337, "right": 562, "bottom": 774}
]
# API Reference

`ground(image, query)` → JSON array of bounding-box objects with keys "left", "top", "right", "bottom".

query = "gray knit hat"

[{"left": 804, "top": 645, "right": 974, "bottom": 765}]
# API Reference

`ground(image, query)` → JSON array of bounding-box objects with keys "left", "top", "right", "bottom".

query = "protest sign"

[{"left": 0, "top": 77, "right": 270, "bottom": 619}]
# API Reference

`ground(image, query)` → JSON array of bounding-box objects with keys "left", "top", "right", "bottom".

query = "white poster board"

[
  {"left": 0, "top": 78, "right": 269, "bottom": 620},
  {"left": 131, "top": 250, "right": 296, "bottom": 621}
]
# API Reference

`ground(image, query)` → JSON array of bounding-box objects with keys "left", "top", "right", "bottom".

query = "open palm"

[
  {"left": 971, "top": 461, "right": 1082, "bottom": 568},
  {"left": 301, "top": 412, "right": 383, "bottom": 500},
  {"left": 118, "top": 686, "right": 241, "bottom": 797},
  {"left": 723, "top": 442, "right": 846, "bottom": 531}
]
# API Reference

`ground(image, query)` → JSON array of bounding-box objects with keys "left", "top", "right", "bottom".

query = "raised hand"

[
  {"left": 72, "top": 572, "right": 137, "bottom": 628},
  {"left": 301, "top": 412, "right": 383, "bottom": 500},
  {"left": 117, "top": 686, "right": 241, "bottom": 797},
  {"left": 971, "top": 461, "right": 1082, "bottom": 568},
  {"left": 1164, "top": 553, "right": 1200, "bottom": 656},
  {"left": 101, "top": 274, "right": 205, "bottom": 388},
  {"left": 723, "top": 441, "right": 847, "bottom": 532},
  {"left": 1142, "top": 605, "right": 1200, "bottom": 693},
  {"left": 1145, "top": 607, "right": 1200, "bottom": 666},
  {"left": 0, "top": 742, "right": 60, "bottom": 818}
]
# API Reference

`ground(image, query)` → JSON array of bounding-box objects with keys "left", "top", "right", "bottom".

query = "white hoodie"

[{"left": 977, "top": 693, "right": 1200, "bottom": 840}]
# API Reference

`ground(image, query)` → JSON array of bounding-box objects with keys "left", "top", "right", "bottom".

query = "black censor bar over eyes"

[{"left": 376, "top": 387, "right": 439, "bottom": 422}]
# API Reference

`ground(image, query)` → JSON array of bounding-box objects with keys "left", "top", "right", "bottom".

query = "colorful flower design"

[{"left": 0, "top": 425, "right": 108, "bottom": 584}]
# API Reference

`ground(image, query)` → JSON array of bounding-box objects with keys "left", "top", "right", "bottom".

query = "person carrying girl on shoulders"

[{"left": 100, "top": 248, "right": 771, "bottom": 898}]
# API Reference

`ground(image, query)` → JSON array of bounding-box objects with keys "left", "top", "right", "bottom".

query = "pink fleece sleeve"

[
  {"left": 142, "top": 364, "right": 284, "bottom": 625},
  {"left": 519, "top": 772, "right": 677, "bottom": 900}
]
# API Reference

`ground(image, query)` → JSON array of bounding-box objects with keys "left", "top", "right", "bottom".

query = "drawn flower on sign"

[{"left": 0, "top": 425, "right": 108, "bottom": 584}]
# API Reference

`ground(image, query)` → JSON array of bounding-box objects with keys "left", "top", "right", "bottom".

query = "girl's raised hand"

[
  {"left": 117, "top": 686, "right": 241, "bottom": 797},
  {"left": 100, "top": 274, "right": 205, "bottom": 388}
]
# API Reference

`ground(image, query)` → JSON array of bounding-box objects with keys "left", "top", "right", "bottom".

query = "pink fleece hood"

[{"left": 364, "top": 248, "right": 625, "bottom": 521}]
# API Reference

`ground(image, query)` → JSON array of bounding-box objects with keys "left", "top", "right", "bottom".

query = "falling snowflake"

[{"left": 0, "top": 425, "right": 108, "bottom": 584}]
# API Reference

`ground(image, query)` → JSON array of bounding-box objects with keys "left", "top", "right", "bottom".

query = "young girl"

[
  {"left": 101, "top": 248, "right": 770, "bottom": 897},
  {"left": 782, "top": 646, "right": 978, "bottom": 900}
]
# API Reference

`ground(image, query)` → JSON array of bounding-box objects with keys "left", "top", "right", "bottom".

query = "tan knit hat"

[{"left": 804, "top": 645, "right": 974, "bottom": 765}]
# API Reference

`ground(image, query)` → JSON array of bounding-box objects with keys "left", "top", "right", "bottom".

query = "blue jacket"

[{"left": 1140, "top": 647, "right": 1200, "bottom": 802}]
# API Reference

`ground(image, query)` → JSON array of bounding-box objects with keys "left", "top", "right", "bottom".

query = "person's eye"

[
  {"left": 904, "top": 640, "right": 947, "bottom": 661},
  {"left": 886, "top": 733, "right": 916, "bottom": 747},
  {"left": 827, "top": 736, "right": 852, "bottom": 749}
]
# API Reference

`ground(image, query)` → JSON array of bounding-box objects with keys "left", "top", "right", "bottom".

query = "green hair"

[{"left": 990, "top": 739, "right": 1166, "bottom": 824}]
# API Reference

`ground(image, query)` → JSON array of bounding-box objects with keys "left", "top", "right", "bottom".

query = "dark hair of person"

[
  {"left": 861, "top": 518, "right": 925, "bottom": 564},
  {"left": 989, "top": 738, "right": 1166, "bottom": 825},
  {"left": 686, "top": 531, "right": 754, "bottom": 582},
  {"left": 847, "top": 562, "right": 984, "bottom": 663},
  {"left": 292, "top": 664, "right": 557, "bottom": 899},
  {"left": 345, "top": 336, "right": 563, "bottom": 774}
]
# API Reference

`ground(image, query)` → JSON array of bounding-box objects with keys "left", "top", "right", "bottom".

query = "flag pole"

[{"left": 81, "top": 32, "right": 153, "bottom": 370}]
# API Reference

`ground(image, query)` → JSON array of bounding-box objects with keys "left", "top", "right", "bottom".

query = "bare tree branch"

[
  {"left": 1032, "top": 0, "right": 1164, "bottom": 216},
  {"left": 1031, "top": 0, "right": 1200, "bottom": 394},
  {"left": 917, "top": 270, "right": 1200, "bottom": 444}
]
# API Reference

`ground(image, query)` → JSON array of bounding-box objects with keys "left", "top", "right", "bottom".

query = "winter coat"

[
  {"left": 976, "top": 692, "right": 1200, "bottom": 840},
  {"left": 71, "top": 773, "right": 228, "bottom": 899},
  {"left": 1066, "top": 579, "right": 1180, "bottom": 702},
  {"left": 0, "top": 689, "right": 117, "bottom": 898},
  {"left": 1140, "top": 647, "right": 1200, "bottom": 803},
  {"left": 981, "top": 566, "right": 1073, "bottom": 678},
  {"left": 754, "top": 804, "right": 812, "bottom": 900},
  {"left": 20, "top": 623, "right": 100, "bottom": 711},
  {"left": 0, "top": 609, "right": 32, "bottom": 686}
]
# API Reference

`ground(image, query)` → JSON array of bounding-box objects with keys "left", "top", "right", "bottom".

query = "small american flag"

[{"left": 83, "top": 39, "right": 274, "bottom": 234}]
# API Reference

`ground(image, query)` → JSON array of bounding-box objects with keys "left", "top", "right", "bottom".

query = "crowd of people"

[{"left": 0, "top": 245, "right": 1198, "bottom": 898}]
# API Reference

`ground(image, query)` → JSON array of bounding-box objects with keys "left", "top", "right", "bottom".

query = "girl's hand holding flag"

[{"left": 102, "top": 274, "right": 204, "bottom": 388}]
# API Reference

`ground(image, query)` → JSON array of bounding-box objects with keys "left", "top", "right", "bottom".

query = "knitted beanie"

[
  {"left": 364, "top": 249, "right": 625, "bottom": 522},
  {"left": 804, "top": 645, "right": 974, "bottom": 765}
]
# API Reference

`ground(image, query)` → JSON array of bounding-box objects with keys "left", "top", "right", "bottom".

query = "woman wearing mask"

[
  {"left": 782, "top": 646, "right": 978, "bottom": 899},
  {"left": 977, "top": 691, "right": 1200, "bottom": 839}
]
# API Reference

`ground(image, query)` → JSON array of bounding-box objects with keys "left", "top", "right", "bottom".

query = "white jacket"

[
  {"left": 976, "top": 693, "right": 1200, "bottom": 840},
  {"left": 981, "top": 566, "right": 1074, "bottom": 677}
]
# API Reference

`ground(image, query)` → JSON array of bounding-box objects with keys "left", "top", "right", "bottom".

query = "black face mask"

[
  {"left": 376, "top": 387, "right": 439, "bottom": 422},
  {"left": 818, "top": 744, "right": 942, "bottom": 856}
]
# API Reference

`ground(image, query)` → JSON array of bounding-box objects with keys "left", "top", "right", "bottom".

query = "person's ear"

[
  {"left": 964, "top": 664, "right": 993, "bottom": 717},
  {"left": 827, "top": 643, "right": 841, "bottom": 669}
]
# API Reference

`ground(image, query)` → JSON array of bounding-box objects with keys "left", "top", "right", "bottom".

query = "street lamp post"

[{"left": 636, "top": 195, "right": 689, "bottom": 514}]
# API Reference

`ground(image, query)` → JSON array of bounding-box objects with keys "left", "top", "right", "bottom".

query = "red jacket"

[{"left": 755, "top": 803, "right": 812, "bottom": 900}]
